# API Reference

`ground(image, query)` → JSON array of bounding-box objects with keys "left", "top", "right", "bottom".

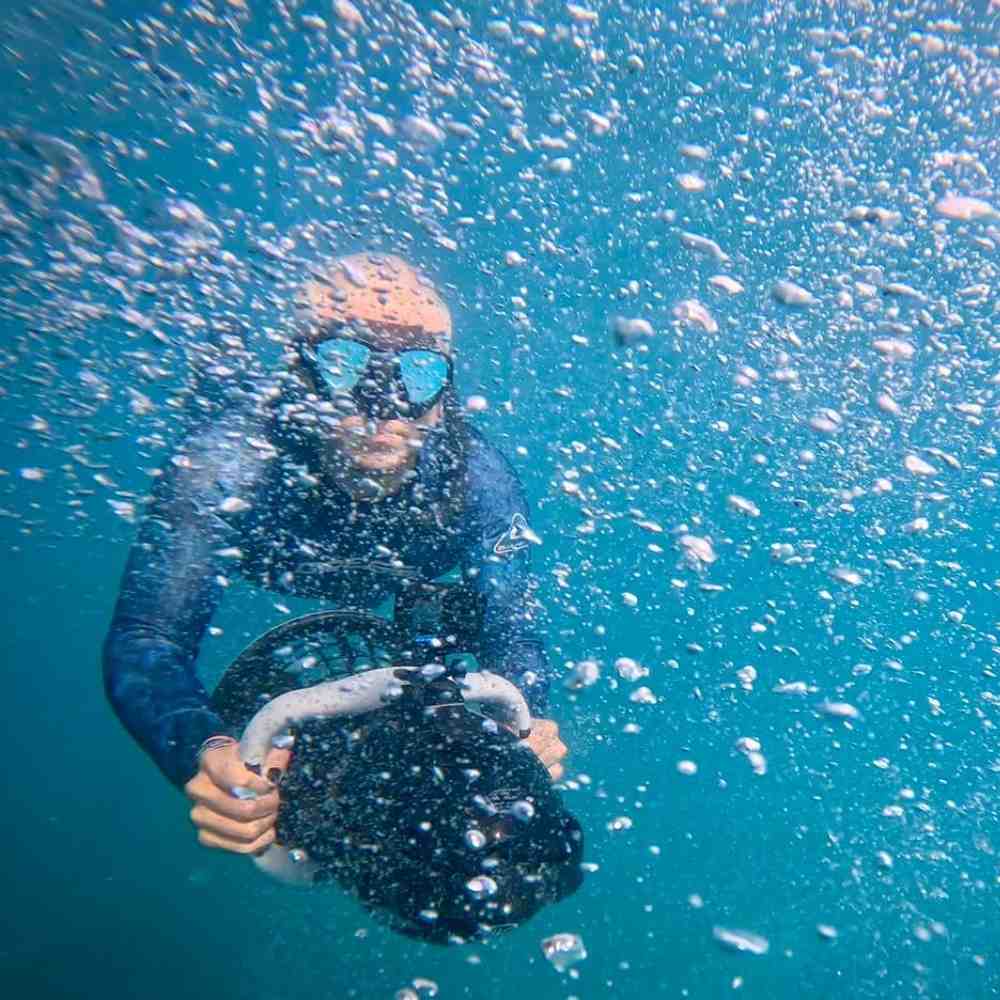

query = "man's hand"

[
  {"left": 184, "top": 739, "right": 291, "bottom": 855},
  {"left": 524, "top": 718, "right": 567, "bottom": 781}
]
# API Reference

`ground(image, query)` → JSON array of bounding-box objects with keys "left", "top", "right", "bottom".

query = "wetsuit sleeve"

[
  {"left": 103, "top": 424, "right": 258, "bottom": 788},
  {"left": 461, "top": 434, "right": 551, "bottom": 716}
]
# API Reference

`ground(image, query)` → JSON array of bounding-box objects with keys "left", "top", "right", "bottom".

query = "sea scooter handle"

[{"left": 238, "top": 667, "right": 533, "bottom": 885}]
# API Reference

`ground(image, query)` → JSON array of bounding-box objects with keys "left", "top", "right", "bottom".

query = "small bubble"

[
  {"left": 565, "top": 659, "right": 601, "bottom": 690},
  {"left": 934, "top": 194, "right": 995, "bottom": 221},
  {"left": 541, "top": 932, "right": 588, "bottom": 973},
  {"left": 680, "top": 232, "right": 729, "bottom": 263},
  {"left": 904, "top": 454, "right": 937, "bottom": 477},
  {"left": 615, "top": 656, "right": 648, "bottom": 682},
  {"left": 465, "top": 875, "right": 498, "bottom": 900},
  {"left": 510, "top": 799, "right": 535, "bottom": 822},
  {"left": 727, "top": 495, "right": 760, "bottom": 517},
  {"left": 611, "top": 316, "right": 654, "bottom": 346},
  {"left": 676, "top": 172, "right": 706, "bottom": 192},
  {"left": 401, "top": 115, "right": 446, "bottom": 150},
  {"left": 674, "top": 298, "right": 718, "bottom": 333},
  {"left": 678, "top": 534, "right": 716, "bottom": 567},
  {"left": 829, "top": 567, "right": 863, "bottom": 586},
  {"left": 712, "top": 926, "right": 770, "bottom": 955},
  {"left": 817, "top": 700, "right": 861, "bottom": 720},
  {"left": 772, "top": 279, "right": 817, "bottom": 307},
  {"left": 219, "top": 496, "right": 252, "bottom": 514}
]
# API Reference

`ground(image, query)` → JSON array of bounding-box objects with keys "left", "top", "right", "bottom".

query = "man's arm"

[
  {"left": 460, "top": 430, "right": 552, "bottom": 716},
  {"left": 103, "top": 423, "right": 260, "bottom": 788}
]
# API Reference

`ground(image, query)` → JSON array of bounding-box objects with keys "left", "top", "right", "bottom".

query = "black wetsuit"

[{"left": 103, "top": 400, "right": 548, "bottom": 787}]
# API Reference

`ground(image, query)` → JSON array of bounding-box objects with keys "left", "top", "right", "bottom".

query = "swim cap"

[{"left": 299, "top": 253, "right": 452, "bottom": 350}]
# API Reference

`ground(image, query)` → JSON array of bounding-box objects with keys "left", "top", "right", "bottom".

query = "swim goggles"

[{"left": 299, "top": 335, "right": 453, "bottom": 419}]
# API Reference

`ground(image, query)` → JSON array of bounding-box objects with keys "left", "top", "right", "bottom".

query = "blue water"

[{"left": 2, "top": 1, "right": 999, "bottom": 997}]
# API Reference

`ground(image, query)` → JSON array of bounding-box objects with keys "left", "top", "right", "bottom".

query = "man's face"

[
  {"left": 303, "top": 322, "right": 453, "bottom": 486},
  {"left": 331, "top": 403, "right": 441, "bottom": 478}
]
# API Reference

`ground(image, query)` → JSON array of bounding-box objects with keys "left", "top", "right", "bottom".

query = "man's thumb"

[
  {"left": 205, "top": 742, "right": 272, "bottom": 794},
  {"left": 262, "top": 746, "right": 292, "bottom": 785}
]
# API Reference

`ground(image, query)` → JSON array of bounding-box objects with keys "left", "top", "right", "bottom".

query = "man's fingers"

[
  {"left": 528, "top": 720, "right": 552, "bottom": 741},
  {"left": 190, "top": 804, "right": 276, "bottom": 844},
  {"left": 536, "top": 732, "right": 567, "bottom": 762},
  {"left": 526, "top": 722, "right": 567, "bottom": 764},
  {"left": 186, "top": 780, "right": 281, "bottom": 822},
  {"left": 196, "top": 826, "right": 276, "bottom": 856},
  {"left": 522, "top": 718, "right": 568, "bottom": 780}
]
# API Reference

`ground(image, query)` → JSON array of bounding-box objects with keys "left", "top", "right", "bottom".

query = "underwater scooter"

[{"left": 209, "top": 582, "right": 583, "bottom": 942}]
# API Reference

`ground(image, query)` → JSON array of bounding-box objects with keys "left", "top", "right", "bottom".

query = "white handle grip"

[{"left": 239, "top": 668, "right": 532, "bottom": 767}]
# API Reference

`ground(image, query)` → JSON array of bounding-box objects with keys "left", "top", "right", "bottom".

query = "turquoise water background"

[{"left": 2, "top": 1, "right": 999, "bottom": 997}]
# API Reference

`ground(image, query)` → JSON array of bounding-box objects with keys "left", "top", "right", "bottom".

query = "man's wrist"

[{"left": 197, "top": 733, "right": 238, "bottom": 762}]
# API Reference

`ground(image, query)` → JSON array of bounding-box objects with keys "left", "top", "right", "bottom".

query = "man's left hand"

[{"left": 524, "top": 718, "right": 567, "bottom": 781}]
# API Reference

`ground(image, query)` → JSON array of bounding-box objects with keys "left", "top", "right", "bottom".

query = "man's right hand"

[{"left": 184, "top": 739, "right": 291, "bottom": 856}]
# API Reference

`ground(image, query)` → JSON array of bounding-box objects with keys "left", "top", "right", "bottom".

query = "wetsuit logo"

[{"left": 493, "top": 513, "right": 531, "bottom": 558}]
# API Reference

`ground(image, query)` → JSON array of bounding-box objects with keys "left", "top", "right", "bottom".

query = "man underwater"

[{"left": 103, "top": 252, "right": 567, "bottom": 858}]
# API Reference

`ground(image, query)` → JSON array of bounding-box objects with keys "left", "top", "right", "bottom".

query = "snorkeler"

[{"left": 103, "top": 253, "right": 567, "bottom": 859}]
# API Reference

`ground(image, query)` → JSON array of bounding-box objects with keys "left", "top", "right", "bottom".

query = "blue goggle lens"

[
  {"left": 314, "top": 338, "right": 371, "bottom": 393},
  {"left": 398, "top": 349, "right": 451, "bottom": 405},
  {"left": 311, "top": 338, "right": 450, "bottom": 406}
]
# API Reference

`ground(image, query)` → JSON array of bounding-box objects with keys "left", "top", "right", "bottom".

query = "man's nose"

[{"left": 354, "top": 373, "right": 410, "bottom": 419}]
